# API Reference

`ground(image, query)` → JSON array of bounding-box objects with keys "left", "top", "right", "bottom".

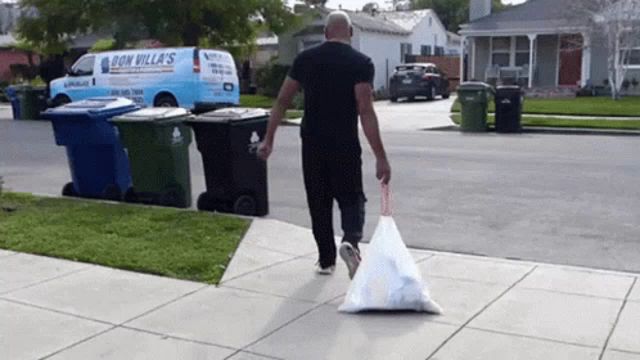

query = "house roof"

[
  {"left": 346, "top": 10, "right": 410, "bottom": 35},
  {"left": 379, "top": 10, "right": 431, "bottom": 31},
  {"left": 460, "top": 0, "right": 584, "bottom": 35},
  {"left": 299, "top": 8, "right": 411, "bottom": 36}
]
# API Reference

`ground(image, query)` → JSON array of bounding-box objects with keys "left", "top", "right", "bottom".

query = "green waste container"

[
  {"left": 110, "top": 108, "right": 194, "bottom": 208},
  {"left": 17, "top": 85, "right": 48, "bottom": 120},
  {"left": 457, "top": 82, "right": 493, "bottom": 132}
]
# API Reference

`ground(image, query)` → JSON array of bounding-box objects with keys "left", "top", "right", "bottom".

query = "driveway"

[{"left": 372, "top": 96, "right": 455, "bottom": 132}]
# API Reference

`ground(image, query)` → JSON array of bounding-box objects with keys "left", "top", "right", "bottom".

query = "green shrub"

[
  {"left": 256, "top": 61, "right": 290, "bottom": 97},
  {"left": 292, "top": 92, "right": 304, "bottom": 110}
]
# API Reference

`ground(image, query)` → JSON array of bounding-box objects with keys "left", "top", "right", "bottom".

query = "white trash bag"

[{"left": 339, "top": 185, "right": 442, "bottom": 314}]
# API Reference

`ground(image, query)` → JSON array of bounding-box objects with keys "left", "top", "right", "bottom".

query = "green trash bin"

[
  {"left": 17, "top": 85, "right": 48, "bottom": 120},
  {"left": 457, "top": 82, "right": 493, "bottom": 132},
  {"left": 110, "top": 108, "right": 194, "bottom": 208}
]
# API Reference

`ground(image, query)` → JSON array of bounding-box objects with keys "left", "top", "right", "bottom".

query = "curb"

[{"left": 426, "top": 125, "right": 640, "bottom": 136}]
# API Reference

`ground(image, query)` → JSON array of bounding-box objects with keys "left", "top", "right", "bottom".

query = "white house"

[{"left": 278, "top": 8, "right": 453, "bottom": 91}]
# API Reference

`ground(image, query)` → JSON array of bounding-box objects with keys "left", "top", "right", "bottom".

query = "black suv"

[{"left": 389, "top": 63, "right": 450, "bottom": 102}]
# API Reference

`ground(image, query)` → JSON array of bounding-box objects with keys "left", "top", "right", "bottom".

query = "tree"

[
  {"left": 17, "top": 0, "right": 297, "bottom": 56},
  {"left": 566, "top": 0, "right": 640, "bottom": 100},
  {"left": 411, "top": 0, "right": 507, "bottom": 31},
  {"left": 362, "top": 2, "right": 381, "bottom": 13},
  {"left": 299, "top": 0, "right": 328, "bottom": 8}
]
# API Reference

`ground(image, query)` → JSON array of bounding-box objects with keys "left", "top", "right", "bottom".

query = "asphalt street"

[{"left": 1, "top": 100, "right": 639, "bottom": 273}]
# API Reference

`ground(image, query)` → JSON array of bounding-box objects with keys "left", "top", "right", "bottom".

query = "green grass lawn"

[
  {"left": 450, "top": 114, "right": 640, "bottom": 130},
  {"left": 451, "top": 97, "right": 640, "bottom": 117},
  {"left": 240, "top": 94, "right": 276, "bottom": 109},
  {"left": 240, "top": 94, "right": 302, "bottom": 120},
  {"left": 0, "top": 193, "right": 250, "bottom": 284}
]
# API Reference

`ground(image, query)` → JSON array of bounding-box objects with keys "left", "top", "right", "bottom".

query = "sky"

[{"left": 315, "top": 0, "right": 527, "bottom": 11}]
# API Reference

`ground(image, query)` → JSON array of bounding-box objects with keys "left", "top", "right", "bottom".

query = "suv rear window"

[{"left": 395, "top": 65, "right": 426, "bottom": 75}]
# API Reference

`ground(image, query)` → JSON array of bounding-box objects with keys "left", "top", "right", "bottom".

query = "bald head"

[{"left": 325, "top": 11, "right": 352, "bottom": 42}]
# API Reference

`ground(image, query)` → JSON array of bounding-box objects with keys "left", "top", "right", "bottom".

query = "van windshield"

[{"left": 71, "top": 56, "right": 95, "bottom": 76}]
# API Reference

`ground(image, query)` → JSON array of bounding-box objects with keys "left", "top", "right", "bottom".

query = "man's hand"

[
  {"left": 257, "top": 141, "right": 273, "bottom": 161},
  {"left": 376, "top": 157, "right": 391, "bottom": 184},
  {"left": 259, "top": 76, "right": 300, "bottom": 163}
]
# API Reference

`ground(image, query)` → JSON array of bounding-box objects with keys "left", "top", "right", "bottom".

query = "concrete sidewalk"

[{"left": 1, "top": 218, "right": 639, "bottom": 360}]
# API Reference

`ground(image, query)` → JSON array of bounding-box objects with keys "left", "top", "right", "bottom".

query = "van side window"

[{"left": 72, "top": 56, "right": 95, "bottom": 76}]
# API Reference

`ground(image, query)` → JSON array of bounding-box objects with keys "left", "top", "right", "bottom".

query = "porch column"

[
  {"left": 460, "top": 36, "right": 466, "bottom": 82},
  {"left": 581, "top": 32, "right": 591, "bottom": 87},
  {"left": 528, "top": 34, "right": 537, "bottom": 88}
]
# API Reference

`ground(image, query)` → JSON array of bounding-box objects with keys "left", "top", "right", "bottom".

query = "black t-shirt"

[{"left": 288, "top": 42, "right": 374, "bottom": 145}]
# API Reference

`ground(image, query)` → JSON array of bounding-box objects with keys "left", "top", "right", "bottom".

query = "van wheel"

[
  {"left": 154, "top": 94, "right": 178, "bottom": 108},
  {"left": 53, "top": 95, "right": 71, "bottom": 107}
]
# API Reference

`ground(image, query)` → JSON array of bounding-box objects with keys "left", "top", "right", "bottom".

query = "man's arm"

[
  {"left": 355, "top": 82, "right": 391, "bottom": 184},
  {"left": 258, "top": 77, "right": 300, "bottom": 160}
]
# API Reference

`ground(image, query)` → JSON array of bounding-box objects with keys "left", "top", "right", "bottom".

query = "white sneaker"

[
  {"left": 339, "top": 243, "right": 361, "bottom": 279},
  {"left": 315, "top": 263, "right": 336, "bottom": 275}
]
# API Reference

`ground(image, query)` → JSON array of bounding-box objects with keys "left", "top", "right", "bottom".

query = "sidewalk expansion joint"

[
  {"left": 219, "top": 253, "right": 313, "bottom": 285},
  {"left": 38, "top": 326, "right": 118, "bottom": 360},
  {"left": 224, "top": 350, "right": 285, "bottom": 360},
  {"left": 218, "top": 284, "right": 320, "bottom": 305},
  {"left": 237, "top": 302, "right": 327, "bottom": 353},
  {"left": 0, "top": 264, "right": 93, "bottom": 297},
  {"left": 119, "top": 325, "right": 240, "bottom": 353},
  {"left": 117, "top": 283, "right": 210, "bottom": 327},
  {"left": 465, "top": 326, "right": 600, "bottom": 350},
  {"left": 425, "top": 265, "right": 538, "bottom": 360},
  {"left": 598, "top": 277, "right": 638, "bottom": 360},
  {"left": 0, "top": 296, "right": 115, "bottom": 326}
]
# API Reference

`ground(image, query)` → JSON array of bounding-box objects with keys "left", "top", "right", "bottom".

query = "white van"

[{"left": 49, "top": 47, "right": 239, "bottom": 111}]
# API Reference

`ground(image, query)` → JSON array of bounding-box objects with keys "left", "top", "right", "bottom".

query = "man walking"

[{"left": 258, "top": 11, "right": 391, "bottom": 279}]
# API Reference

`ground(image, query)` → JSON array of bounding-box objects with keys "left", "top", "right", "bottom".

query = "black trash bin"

[
  {"left": 494, "top": 85, "right": 524, "bottom": 133},
  {"left": 187, "top": 108, "right": 269, "bottom": 216}
]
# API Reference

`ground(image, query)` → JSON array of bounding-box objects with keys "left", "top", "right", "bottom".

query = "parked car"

[
  {"left": 49, "top": 47, "right": 239, "bottom": 112},
  {"left": 389, "top": 63, "right": 450, "bottom": 102}
]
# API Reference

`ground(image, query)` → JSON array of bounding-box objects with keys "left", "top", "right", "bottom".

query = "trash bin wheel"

[
  {"left": 390, "top": 96, "right": 398, "bottom": 103},
  {"left": 197, "top": 192, "right": 216, "bottom": 212},
  {"left": 103, "top": 184, "right": 123, "bottom": 201},
  {"left": 124, "top": 188, "right": 138, "bottom": 203},
  {"left": 442, "top": 91, "right": 450, "bottom": 99},
  {"left": 62, "top": 182, "right": 76, "bottom": 197},
  {"left": 233, "top": 195, "right": 257, "bottom": 216}
]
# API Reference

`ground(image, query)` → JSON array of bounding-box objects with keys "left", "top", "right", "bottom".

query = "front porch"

[{"left": 459, "top": 33, "right": 590, "bottom": 89}]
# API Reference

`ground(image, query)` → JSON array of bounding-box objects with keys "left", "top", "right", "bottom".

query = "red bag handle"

[{"left": 381, "top": 183, "right": 392, "bottom": 216}]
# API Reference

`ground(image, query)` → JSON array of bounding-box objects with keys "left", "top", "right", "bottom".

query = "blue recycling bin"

[
  {"left": 41, "top": 97, "right": 139, "bottom": 200},
  {"left": 5, "top": 85, "right": 21, "bottom": 119}
]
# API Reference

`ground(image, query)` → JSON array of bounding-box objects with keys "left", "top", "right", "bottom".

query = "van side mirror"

[{"left": 66, "top": 67, "right": 75, "bottom": 76}]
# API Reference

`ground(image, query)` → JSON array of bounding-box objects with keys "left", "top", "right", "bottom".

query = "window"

[
  {"left": 400, "top": 43, "right": 412, "bottom": 62},
  {"left": 429, "top": 17, "right": 432, "bottom": 27},
  {"left": 515, "top": 36, "right": 531, "bottom": 67},
  {"left": 621, "top": 48, "right": 640, "bottom": 68},
  {"left": 71, "top": 56, "right": 95, "bottom": 76},
  {"left": 434, "top": 46, "right": 445, "bottom": 56},
  {"left": 491, "top": 37, "right": 510, "bottom": 66},
  {"left": 421, "top": 45, "right": 432, "bottom": 56}
]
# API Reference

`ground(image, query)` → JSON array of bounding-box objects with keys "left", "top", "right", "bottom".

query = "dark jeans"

[{"left": 302, "top": 138, "right": 366, "bottom": 268}]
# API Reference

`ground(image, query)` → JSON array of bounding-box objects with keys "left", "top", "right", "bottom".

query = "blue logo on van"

[{"left": 101, "top": 57, "right": 110, "bottom": 74}]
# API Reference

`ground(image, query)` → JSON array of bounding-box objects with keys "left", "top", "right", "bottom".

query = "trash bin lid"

[
  {"left": 495, "top": 85, "right": 523, "bottom": 96},
  {"left": 45, "top": 97, "right": 138, "bottom": 115},
  {"left": 457, "top": 81, "right": 493, "bottom": 92},
  {"left": 191, "top": 107, "right": 270, "bottom": 123},
  {"left": 110, "top": 107, "right": 191, "bottom": 123}
]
